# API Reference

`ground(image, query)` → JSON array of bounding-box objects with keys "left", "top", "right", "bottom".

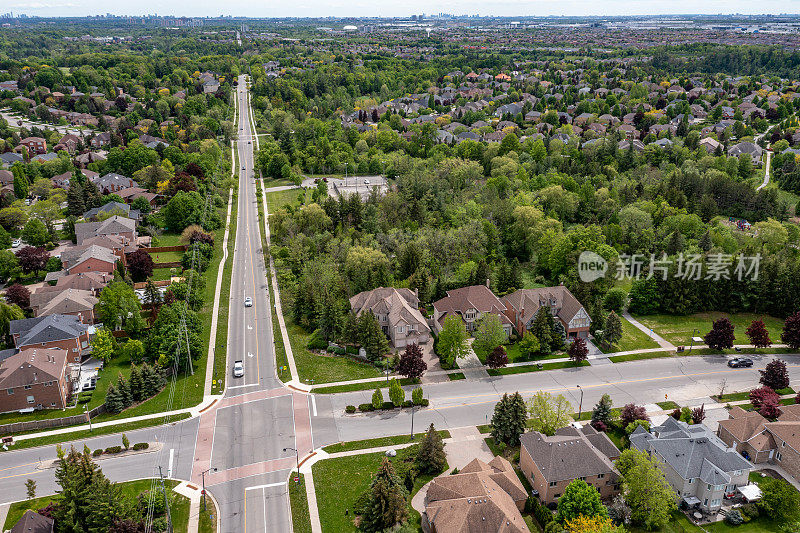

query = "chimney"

[{"left": 485, "top": 278, "right": 490, "bottom": 288}]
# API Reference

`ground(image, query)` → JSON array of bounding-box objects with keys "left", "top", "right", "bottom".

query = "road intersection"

[{"left": 0, "top": 76, "right": 797, "bottom": 533}]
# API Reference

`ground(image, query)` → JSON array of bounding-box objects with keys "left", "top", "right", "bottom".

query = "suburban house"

[
  {"left": 91, "top": 172, "right": 138, "bottom": 194},
  {"left": 349, "top": 287, "right": 430, "bottom": 348},
  {"left": 29, "top": 288, "right": 98, "bottom": 323},
  {"left": 9, "top": 314, "right": 92, "bottom": 362},
  {"left": 0, "top": 152, "right": 23, "bottom": 168},
  {"left": 37, "top": 271, "right": 112, "bottom": 296},
  {"left": 116, "top": 187, "right": 159, "bottom": 207},
  {"left": 0, "top": 347, "right": 71, "bottom": 412},
  {"left": 8, "top": 510, "right": 54, "bottom": 533},
  {"left": 727, "top": 141, "right": 763, "bottom": 164},
  {"left": 630, "top": 417, "right": 752, "bottom": 512},
  {"left": 60, "top": 244, "right": 119, "bottom": 275},
  {"left": 717, "top": 405, "right": 800, "bottom": 480},
  {"left": 18, "top": 137, "right": 47, "bottom": 155},
  {"left": 75, "top": 216, "right": 137, "bottom": 245},
  {"left": 90, "top": 132, "right": 111, "bottom": 148},
  {"left": 55, "top": 133, "right": 81, "bottom": 154},
  {"left": 501, "top": 286, "right": 591, "bottom": 340},
  {"left": 520, "top": 425, "right": 621, "bottom": 504},
  {"left": 422, "top": 457, "right": 529, "bottom": 533},
  {"left": 0, "top": 169, "right": 13, "bottom": 186},
  {"left": 432, "top": 283, "right": 514, "bottom": 336}
]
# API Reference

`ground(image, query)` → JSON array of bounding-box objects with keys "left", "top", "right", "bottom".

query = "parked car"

[
  {"left": 244, "top": 297, "right": 253, "bottom": 307},
  {"left": 11, "top": 239, "right": 21, "bottom": 248},
  {"left": 233, "top": 360, "right": 244, "bottom": 378},
  {"left": 727, "top": 357, "right": 753, "bottom": 368}
]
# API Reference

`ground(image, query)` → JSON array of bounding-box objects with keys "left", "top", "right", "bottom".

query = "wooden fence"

[
  {"left": 0, "top": 404, "right": 106, "bottom": 437},
  {"left": 145, "top": 245, "right": 188, "bottom": 254}
]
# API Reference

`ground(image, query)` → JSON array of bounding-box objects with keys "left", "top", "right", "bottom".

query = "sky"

[{"left": 4, "top": 0, "right": 800, "bottom": 19}]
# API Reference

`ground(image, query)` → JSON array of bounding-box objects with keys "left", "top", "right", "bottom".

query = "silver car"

[
  {"left": 244, "top": 297, "right": 253, "bottom": 307},
  {"left": 233, "top": 360, "right": 244, "bottom": 378}
]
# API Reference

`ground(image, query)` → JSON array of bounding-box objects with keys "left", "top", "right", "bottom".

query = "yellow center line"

[
  {"left": 0, "top": 461, "right": 39, "bottom": 473},
  {"left": 0, "top": 470, "right": 41, "bottom": 481}
]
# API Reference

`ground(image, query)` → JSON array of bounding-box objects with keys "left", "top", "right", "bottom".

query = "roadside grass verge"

[
  {"left": 598, "top": 316, "right": 661, "bottom": 353},
  {"left": 265, "top": 188, "right": 311, "bottom": 212},
  {"left": 311, "top": 378, "right": 418, "bottom": 394},
  {"left": 657, "top": 401, "right": 680, "bottom": 410},
  {"left": 448, "top": 372, "right": 466, "bottom": 380},
  {"left": 288, "top": 474, "right": 312, "bottom": 533},
  {"left": 211, "top": 189, "right": 237, "bottom": 394},
  {"left": 487, "top": 360, "right": 590, "bottom": 376},
  {"left": 322, "top": 430, "right": 451, "bottom": 454},
  {"left": 1, "top": 413, "right": 191, "bottom": 452},
  {"left": 609, "top": 351, "right": 673, "bottom": 363}
]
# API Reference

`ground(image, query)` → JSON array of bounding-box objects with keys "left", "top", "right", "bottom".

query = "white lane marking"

[
  {"left": 263, "top": 487, "right": 268, "bottom": 533},
  {"left": 226, "top": 383, "right": 261, "bottom": 390},
  {"left": 168, "top": 448, "right": 174, "bottom": 478},
  {"left": 311, "top": 395, "right": 317, "bottom": 417},
  {"left": 245, "top": 481, "right": 286, "bottom": 491},
  {"left": 248, "top": 352, "right": 254, "bottom": 358}
]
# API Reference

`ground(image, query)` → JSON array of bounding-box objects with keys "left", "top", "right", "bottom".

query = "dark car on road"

[{"left": 727, "top": 357, "right": 753, "bottom": 368}]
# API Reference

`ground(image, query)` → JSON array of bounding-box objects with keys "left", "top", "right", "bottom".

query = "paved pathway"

[
  {"left": 623, "top": 312, "right": 677, "bottom": 350},
  {"left": 420, "top": 343, "right": 448, "bottom": 384},
  {"left": 757, "top": 150, "right": 772, "bottom": 191},
  {"left": 457, "top": 341, "right": 490, "bottom": 380}
]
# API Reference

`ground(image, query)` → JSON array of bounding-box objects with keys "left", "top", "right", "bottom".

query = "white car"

[
  {"left": 364, "top": 178, "right": 370, "bottom": 185},
  {"left": 233, "top": 360, "right": 244, "bottom": 378},
  {"left": 244, "top": 297, "right": 253, "bottom": 307},
  {"left": 11, "top": 239, "right": 21, "bottom": 248}
]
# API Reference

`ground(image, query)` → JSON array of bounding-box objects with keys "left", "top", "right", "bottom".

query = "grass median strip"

[
  {"left": 322, "top": 430, "right": 451, "bottom": 454},
  {"left": 312, "top": 377, "right": 418, "bottom": 394},
  {"left": 289, "top": 474, "right": 312, "bottom": 533},
  {"left": 609, "top": 351, "right": 673, "bottom": 363},
  {"left": 487, "top": 360, "right": 590, "bottom": 376}
]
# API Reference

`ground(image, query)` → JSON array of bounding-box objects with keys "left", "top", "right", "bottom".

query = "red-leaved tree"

[
  {"left": 782, "top": 311, "right": 800, "bottom": 350},
  {"left": 395, "top": 343, "right": 427, "bottom": 380},
  {"left": 760, "top": 359, "right": 790, "bottom": 391},
  {"left": 4, "top": 283, "right": 30, "bottom": 309},
  {"left": 759, "top": 397, "right": 781, "bottom": 419},
  {"left": 746, "top": 320, "right": 772, "bottom": 348},
  {"left": 486, "top": 345, "right": 509, "bottom": 369},
  {"left": 621, "top": 404, "right": 650, "bottom": 426},
  {"left": 704, "top": 318, "right": 735, "bottom": 350},
  {"left": 749, "top": 386, "right": 780, "bottom": 411},
  {"left": 126, "top": 249, "right": 154, "bottom": 282},
  {"left": 15, "top": 246, "right": 50, "bottom": 276},
  {"left": 568, "top": 337, "right": 589, "bottom": 363}
]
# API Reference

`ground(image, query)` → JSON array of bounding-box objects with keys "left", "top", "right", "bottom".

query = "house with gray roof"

[
  {"left": 91, "top": 172, "right": 138, "bottom": 194},
  {"left": 630, "top": 417, "right": 752, "bottom": 511},
  {"left": 74, "top": 215, "right": 137, "bottom": 246},
  {"left": 0, "top": 152, "right": 23, "bottom": 168},
  {"left": 83, "top": 201, "right": 140, "bottom": 222},
  {"left": 9, "top": 314, "right": 92, "bottom": 360},
  {"left": 728, "top": 141, "right": 763, "bottom": 164}
]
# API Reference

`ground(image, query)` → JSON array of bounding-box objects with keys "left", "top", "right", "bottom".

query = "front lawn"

[
  {"left": 312, "top": 377, "right": 417, "bottom": 394},
  {"left": 599, "top": 316, "right": 661, "bottom": 353},
  {"left": 265, "top": 188, "right": 311, "bottom": 212},
  {"left": 633, "top": 313, "right": 785, "bottom": 347},
  {"left": 312, "top": 446, "right": 444, "bottom": 533}
]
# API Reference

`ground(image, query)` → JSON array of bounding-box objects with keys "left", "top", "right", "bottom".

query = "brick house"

[
  {"left": 349, "top": 287, "right": 430, "bottom": 349},
  {"left": 9, "top": 315, "right": 92, "bottom": 363},
  {"left": 432, "top": 283, "right": 514, "bottom": 336},
  {"left": 18, "top": 137, "right": 47, "bottom": 155},
  {"left": 0, "top": 347, "right": 71, "bottom": 412},
  {"left": 501, "top": 286, "right": 591, "bottom": 340},
  {"left": 717, "top": 405, "right": 800, "bottom": 480},
  {"left": 36, "top": 271, "right": 112, "bottom": 297},
  {"left": 60, "top": 244, "right": 119, "bottom": 275},
  {"left": 74, "top": 216, "right": 137, "bottom": 246},
  {"left": 520, "top": 425, "right": 621, "bottom": 504},
  {"left": 29, "top": 288, "right": 98, "bottom": 323},
  {"left": 423, "top": 457, "right": 528, "bottom": 533}
]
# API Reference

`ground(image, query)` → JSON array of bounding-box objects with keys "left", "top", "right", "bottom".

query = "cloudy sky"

[{"left": 4, "top": 0, "right": 800, "bottom": 18}]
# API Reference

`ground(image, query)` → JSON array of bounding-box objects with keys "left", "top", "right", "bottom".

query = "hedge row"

[
  {"left": 92, "top": 442, "right": 149, "bottom": 457},
  {"left": 350, "top": 398, "right": 430, "bottom": 413}
]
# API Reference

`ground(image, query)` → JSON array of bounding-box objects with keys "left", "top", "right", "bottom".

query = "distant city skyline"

[{"left": 2, "top": 0, "right": 800, "bottom": 19}]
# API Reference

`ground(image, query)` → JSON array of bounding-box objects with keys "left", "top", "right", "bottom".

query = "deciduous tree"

[
  {"left": 436, "top": 315, "right": 469, "bottom": 366},
  {"left": 486, "top": 345, "right": 509, "bottom": 369},
  {"left": 4, "top": 283, "right": 30, "bottom": 309},
  {"left": 395, "top": 343, "right": 427, "bottom": 380},
  {"left": 568, "top": 338, "right": 589, "bottom": 363},
  {"left": 472, "top": 313, "right": 506, "bottom": 361},
  {"left": 760, "top": 359, "right": 790, "bottom": 391},
  {"left": 615, "top": 449, "right": 677, "bottom": 530},
  {"left": 527, "top": 391, "right": 572, "bottom": 436},
  {"left": 704, "top": 317, "right": 735, "bottom": 350},
  {"left": 126, "top": 249, "right": 154, "bottom": 282},
  {"left": 746, "top": 320, "right": 772, "bottom": 348},
  {"left": 557, "top": 479, "right": 608, "bottom": 523},
  {"left": 782, "top": 312, "right": 800, "bottom": 350}
]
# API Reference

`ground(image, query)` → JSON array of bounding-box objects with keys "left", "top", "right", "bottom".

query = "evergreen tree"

[
  {"left": 13, "top": 171, "right": 28, "bottom": 200},
  {"left": 360, "top": 459, "right": 408, "bottom": 533},
  {"left": 604, "top": 311, "right": 623, "bottom": 348},
  {"left": 371, "top": 387, "right": 383, "bottom": 410},
  {"left": 359, "top": 312, "right": 389, "bottom": 362},
  {"left": 530, "top": 307, "right": 555, "bottom": 354},
  {"left": 341, "top": 311, "right": 360, "bottom": 346},
  {"left": 67, "top": 182, "right": 85, "bottom": 217},
  {"left": 490, "top": 392, "right": 527, "bottom": 446},
  {"left": 388, "top": 379, "right": 405, "bottom": 406},
  {"left": 104, "top": 384, "right": 125, "bottom": 414},
  {"left": 591, "top": 394, "right": 614, "bottom": 426},
  {"left": 416, "top": 424, "right": 446, "bottom": 475},
  {"left": 116, "top": 374, "right": 132, "bottom": 408},
  {"left": 129, "top": 366, "right": 144, "bottom": 402}
]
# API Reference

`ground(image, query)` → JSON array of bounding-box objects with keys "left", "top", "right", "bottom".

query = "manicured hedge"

[
  {"left": 104, "top": 446, "right": 122, "bottom": 454},
  {"left": 132, "top": 442, "right": 149, "bottom": 451}
]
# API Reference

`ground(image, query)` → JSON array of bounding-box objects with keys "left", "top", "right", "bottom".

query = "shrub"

[
  {"left": 590, "top": 420, "right": 607, "bottom": 432},
  {"left": 358, "top": 403, "right": 374, "bottom": 412},
  {"left": 306, "top": 329, "right": 327, "bottom": 350},
  {"left": 345, "top": 405, "right": 356, "bottom": 414},
  {"left": 346, "top": 345, "right": 358, "bottom": 355},
  {"left": 621, "top": 403, "right": 650, "bottom": 426},
  {"left": 670, "top": 408, "right": 681, "bottom": 420},
  {"left": 421, "top": 398, "right": 430, "bottom": 407},
  {"left": 402, "top": 400, "right": 413, "bottom": 408},
  {"left": 77, "top": 397, "right": 91, "bottom": 404},
  {"left": 726, "top": 509, "right": 744, "bottom": 525},
  {"left": 132, "top": 443, "right": 149, "bottom": 451},
  {"left": 625, "top": 420, "right": 650, "bottom": 434},
  {"left": 741, "top": 503, "right": 760, "bottom": 518},
  {"left": 104, "top": 446, "right": 122, "bottom": 454},
  {"left": 371, "top": 388, "right": 383, "bottom": 410},
  {"left": 335, "top": 347, "right": 346, "bottom": 355},
  {"left": 412, "top": 387, "right": 424, "bottom": 405},
  {"left": 381, "top": 401, "right": 395, "bottom": 410},
  {"left": 92, "top": 449, "right": 103, "bottom": 457}
]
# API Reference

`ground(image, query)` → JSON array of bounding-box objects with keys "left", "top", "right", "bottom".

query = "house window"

[
  {"left": 579, "top": 477, "right": 586, "bottom": 481},
  {"left": 598, "top": 473, "right": 604, "bottom": 479},
  {"left": 6, "top": 388, "right": 13, "bottom": 395},
  {"left": 548, "top": 482, "right": 557, "bottom": 487},
  {"left": 27, "top": 396, "right": 34, "bottom": 404},
  {"left": 398, "top": 326, "right": 404, "bottom": 333},
  {"left": 553, "top": 494, "right": 561, "bottom": 499},
  {"left": 50, "top": 402, "right": 56, "bottom": 407},
  {"left": 776, "top": 452, "right": 783, "bottom": 461},
  {"left": 24, "top": 385, "right": 31, "bottom": 390}
]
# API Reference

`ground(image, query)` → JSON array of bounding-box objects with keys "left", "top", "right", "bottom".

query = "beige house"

[
  {"left": 423, "top": 456, "right": 529, "bottom": 533},
  {"left": 432, "top": 283, "right": 513, "bottom": 336},
  {"left": 520, "top": 425, "right": 620, "bottom": 504},
  {"left": 718, "top": 405, "right": 800, "bottom": 481},
  {"left": 501, "top": 286, "right": 591, "bottom": 340},
  {"left": 349, "top": 287, "right": 430, "bottom": 349}
]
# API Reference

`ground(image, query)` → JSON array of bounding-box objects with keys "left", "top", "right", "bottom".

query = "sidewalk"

[{"left": 623, "top": 312, "right": 677, "bottom": 350}]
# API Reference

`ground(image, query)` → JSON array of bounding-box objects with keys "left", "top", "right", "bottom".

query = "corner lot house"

[
  {"left": 630, "top": 417, "right": 752, "bottom": 512},
  {"left": 501, "top": 286, "right": 591, "bottom": 339},
  {"left": 422, "top": 456, "right": 529, "bottom": 533},
  {"left": 717, "top": 405, "right": 800, "bottom": 480},
  {"left": 9, "top": 314, "right": 92, "bottom": 362},
  {"left": 0, "top": 347, "right": 71, "bottom": 412},
  {"left": 349, "top": 287, "right": 430, "bottom": 348},
  {"left": 433, "top": 283, "right": 513, "bottom": 336},
  {"left": 520, "top": 425, "right": 621, "bottom": 504}
]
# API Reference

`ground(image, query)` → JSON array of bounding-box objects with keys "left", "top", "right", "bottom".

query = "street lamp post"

[
  {"left": 410, "top": 403, "right": 415, "bottom": 440},
  {"left": 85, "top": 404, "right": 92, "bottom": 432},
  {"left": 283, "top": 447, "right": 300, "bottom": 483},
  {"left": 201, "top": 468, "right": 217, "bottom": 511},
  {"left": 576, "top": 385, "right": 584, "bottom": 421}
]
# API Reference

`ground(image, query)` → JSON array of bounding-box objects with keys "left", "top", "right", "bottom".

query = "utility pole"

[
  {"left": 158, "top": 466, "right": 173, "bottom": 533},
  {"left": 577, "top": 385, "right": 584, "bottom": 421},
  {"left": 410, "top": 403, "right": 415, "bottom": 440}
]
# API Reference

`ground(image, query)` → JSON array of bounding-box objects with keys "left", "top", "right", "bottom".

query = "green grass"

[
  {"left": 266, "top": 263, "right": 290, "bottom": 382},
  {"left": 503, "top": 343, "right": 566, "bottom": 363},
  {"left": 1, "top": 414, "right": 191, "bottom": 452},
  {"left": 312, "top": 378, "right": 418, "bottom": 394},
  {"left": 448, "top": 372, "right": 466, "bottom": 380},
  {"left": 289, "top": 474, "right": 312, "bottom": 533},
  {"left": 211, "top": 189, "right": 237, "bottom": 394},
  {"left": 150, "top": 267, "right": 178, "bottom": 281},
  {"left": 598, "top": 316, "right": 661, "bottom": 353},
  {"left": 312, "top": 447, "right": 443, "bottom": 533},
  {"left": 633, "top": 312, "right": 785, "bottom": 347},
  {"left": 322, "top": 431, "right": 451, "bottom": 454},
  {"left": 198, "top": 494, "right": 218, "bottom": 533},
  {"left": 265, "top": 188, "right": 312, "bottom": 212},
  {"left": 151, "top": 250, "right": 184, "bottom": 263},
  {"left": 657, "top": 401, "right": 680, "bottom": 410},
  {"left": 717, "top": 387, "right": 794, "bottom": 403},
  {"left": 3, "top": 479, "right": 189, "bottom": 531},
  {"left": 477, "top": 424, "right": 491, "bottom": 434},
  {"left": 609, "top": 351, "right": 673, "bottom": 363},
  {"left": 152, "top": 233, "right": 183, "bottom": 247},
  {"left": 284, "top": 316, "right": 382, "bottom": 385},
  {"left": 487, "top": 360, "right": 590, "bottom": 376}
]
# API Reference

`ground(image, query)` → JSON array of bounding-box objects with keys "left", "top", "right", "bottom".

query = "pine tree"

[
  {"left": 104, "top": 384, "right": 125, "bottom": 414},
  {"left": 591, "top": 394, "right": 614, "bottom": 426},
  {"left": 341, "top": 311, "right": 360, "bottom": 346},
  {"left": 360, "top": 458, "right": 408, "bottom": 533},
  {"left": 699, "top": 231, "right": 713, "bottom": 252},
  {"left": 129, "top": 365, "right": 143, "bottom": 402},
  {"left": 67, "top": 181, "right": 85, "bottom": 217},
  {"left": 530, "top": 307, "right": 555, "bottom": 354},
  {"left": 359, "top": 311, "right": 389, "bottom": 362},
  {"left": 116, "top": 374, "right": 132, "bottom": 408},
  {"left": 604, "top": 311, "right": 623, "bottom": 348},
  {"left": 416, "top": 424, "right": 446, "bottom": 474},
  {"left": 491, "top": 392, "right": 527, "bottom": 446}
]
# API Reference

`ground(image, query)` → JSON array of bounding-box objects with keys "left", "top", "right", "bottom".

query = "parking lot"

[{"left": 303, "top": 175, "right": 388, "bottom": 200}]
